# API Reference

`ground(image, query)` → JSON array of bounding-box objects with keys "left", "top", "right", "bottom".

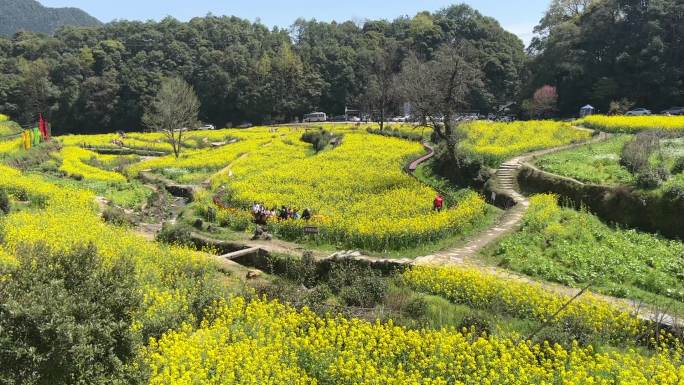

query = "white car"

[
  {"left": 197, "top": 124, "right": 215, "bottom": 131},
  {"left": 626, "top": 108, "right": 652, "bottom": 116}
]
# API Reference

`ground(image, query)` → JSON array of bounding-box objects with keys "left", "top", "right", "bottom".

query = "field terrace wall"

[{"left": 518, "top": 164, "right": 684, "bottom": 240}]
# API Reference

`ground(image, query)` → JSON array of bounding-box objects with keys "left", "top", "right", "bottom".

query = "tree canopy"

[{"left": 528, "top": 0, "right": 684, "bottom": 115}]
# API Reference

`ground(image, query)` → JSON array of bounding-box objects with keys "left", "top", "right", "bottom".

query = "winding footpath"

[
  {"left": 414, "top": 131, "right": 608, "bottom": 266},
  {"left": 407, "top": 131, "right": 683, "bottom": 327}
]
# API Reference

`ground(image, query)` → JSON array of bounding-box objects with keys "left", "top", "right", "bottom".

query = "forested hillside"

[
  {"left": 527, "top": 0, "right": 684, "bottom": 115},
  {"left": 0, "top": 4, "right": 525, "bottom": 134},
  {"left": 1, "top": 1, "right": 681, "bottom": 131},
  {"left": 0, "top": 0, "right": 101, "bottom": 36}
]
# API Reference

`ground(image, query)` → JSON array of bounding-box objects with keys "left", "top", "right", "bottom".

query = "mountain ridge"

[{"left": 0, "top": 0, "right": 101, "bottom": 36}]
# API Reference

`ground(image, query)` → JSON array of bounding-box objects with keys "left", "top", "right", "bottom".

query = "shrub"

[
  {"left": 102, "top": 206, "right": 132, "bottom": 226},
  {"left": 0, "top": 189, "right": 9, "bottom": 214},
  {"left": 608, "top": 99, "right": 635, "bottom": 115},
  {"left": 297, "top": 252, "right": 319, "bottom": 288},
  {"left": 300, "top": 129, "right": 343, "bottom": 153},
  {"left": 672, "top": 157, "right": 684, "bottom": 174},
  {"left": 366, "top": 127, "right": 424, "bottom": 142},
  {"left": 532, "top": 316, "right": 596, "bottom": 347},
  {"left": 193, "top": 218, "right": 204, "bottom": 229},
  {"left": 0, "top": 243, "right": 142, "bottom": 385},
  {"left": 156, "top": 222, "right": 194, "bottom": 246},
  {"left": 405, "top": 297, "right": 428, "bottom": 319},
  {"left": 304, "top": 284, "right": 333, "bottom": 308},
  {"left": 636, "top": 168, "right": 665, "bottom": 189},
  {"left": 620, "top": 133, "right": 658, "bottom": 174},
  {"left": 328, "top": 261, "right": 388, "bottom": 308},
  {"left": 458, "top": 311, "right": 493, "bottom": 335},
  {"left": 664, "top": 185, "right": 684, "bottom": 201}
]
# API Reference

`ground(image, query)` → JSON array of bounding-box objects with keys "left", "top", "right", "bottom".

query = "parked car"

[
  {"left": 626, "top": 108, "right": 652, "bottom": 116},
  {"left": 197, "top": 124, "right": 215, "bottom": 131},
  {"left": 391, "top": 116, "right": 412, "bottom": 122},
  {"left": 348, "top": 116, "right": 361, "bottom": 122},
  {"left": 330, "top": 115, "right": 347, "bottom": 122},
  {"left": 661, "top": 107, "right": 684, "bottom": 116}
]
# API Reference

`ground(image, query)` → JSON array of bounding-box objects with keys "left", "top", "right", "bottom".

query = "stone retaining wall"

[{"left": 518, "top": 164, "right": 684, "bottom": 239}]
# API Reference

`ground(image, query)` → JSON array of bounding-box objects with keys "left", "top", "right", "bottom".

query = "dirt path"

[
  {"left": 202, "top": 152, "right": 250, "bottom": 188},
  {"left": 414, "top": 131, "right": 610, "bottom": 266}
]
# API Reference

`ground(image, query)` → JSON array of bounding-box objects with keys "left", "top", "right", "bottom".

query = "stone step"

[{"left": 218, "top": 247, "right": 262, "bottom": 260}]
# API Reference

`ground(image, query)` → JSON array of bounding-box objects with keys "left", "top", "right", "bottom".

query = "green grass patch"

[
  {"left": 485, "top": 194, "right": 684, "bottom": 315},
  {"left": 535, "top": 134, "right": 684, "bottom": 193},
  {"left": 535, "top": 135, "right": 635, "bottom": 186},
  {"left": 40, "top": 174, "right": 153, "bottom": 209}
]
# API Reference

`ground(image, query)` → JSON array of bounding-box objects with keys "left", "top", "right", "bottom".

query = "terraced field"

[{"left": 1, "top": 119, "right": 683, "bottom": 384}]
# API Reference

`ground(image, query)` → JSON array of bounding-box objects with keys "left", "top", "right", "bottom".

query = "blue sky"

[{"left": 40, "top": 0, "right": 549, "bottom": 45}]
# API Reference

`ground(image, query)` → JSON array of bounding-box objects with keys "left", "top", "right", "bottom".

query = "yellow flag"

[{"left": 23, "top": 130, "right": 31, "bottom": 150}]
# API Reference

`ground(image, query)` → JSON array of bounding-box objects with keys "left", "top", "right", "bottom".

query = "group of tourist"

[{"left": 251, "top": 203, "right": 312, "bottom": 224}]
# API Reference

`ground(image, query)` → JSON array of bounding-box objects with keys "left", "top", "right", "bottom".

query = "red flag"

[{"left": 39, "top": 113, "right": 45, "bottom": 139}]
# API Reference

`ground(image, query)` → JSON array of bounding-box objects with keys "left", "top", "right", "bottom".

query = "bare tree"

[
  {"left": 366, "top": 39, "right": 400, "bottom": 131},
  {"left": 143, "top": 77, "right": 200, "bottom": 159},
  {"left": 398, "top": 43, "right": 482, "bottom": 161}
]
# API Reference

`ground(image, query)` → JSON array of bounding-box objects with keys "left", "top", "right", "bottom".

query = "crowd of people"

[{"left": 251, "top": 203, "right": 312, "bottom": 224}]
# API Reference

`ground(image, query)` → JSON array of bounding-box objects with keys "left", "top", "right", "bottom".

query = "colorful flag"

[
  {"left": 22, "top": 130, "right": 31, "bottom": 150},
  {"left": 32, "top": 127, "right": 40, "bottom": 146},
  {"left": 39, "top": 113, "right": 45, "bottom": 139}
]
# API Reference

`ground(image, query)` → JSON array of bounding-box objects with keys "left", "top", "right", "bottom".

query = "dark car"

[
  {"left": 329, "top": 115, "right": 347, "bottom": 122},
  {"left": 661, "top": 107, "right": 684, "bottom": 115}
]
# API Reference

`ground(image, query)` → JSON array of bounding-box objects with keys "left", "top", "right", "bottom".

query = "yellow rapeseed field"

[
  {"left": 59, "top": 146, "right": 128, "bottom": 182},
  {"left": 2, "top": 155, "right": 683, "bottom": 383},
  {"left": 403, "top": 266, "right": 642, "bottom": 340},
  {"left": 578, "top": 115, "right": 684, "bottom": 133},
  {"left": 144, "top": 297, "right": 684, "bottom": 385},
  {"left": 198, "top": 127, "right": 488, "bottom": 250},
  {"left": 0, "top": 137, "right": 22, "bottom": 155},
  {"left": 61, "top": 130, "right": 237, "bottom": 153},
  {"left": 459, "top": 120, "right": 592, "bottom": 166}
]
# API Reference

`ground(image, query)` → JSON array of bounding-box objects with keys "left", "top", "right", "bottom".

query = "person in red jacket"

[{"left": 433, "top": 194, "right": 444, "bottom": 212}]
